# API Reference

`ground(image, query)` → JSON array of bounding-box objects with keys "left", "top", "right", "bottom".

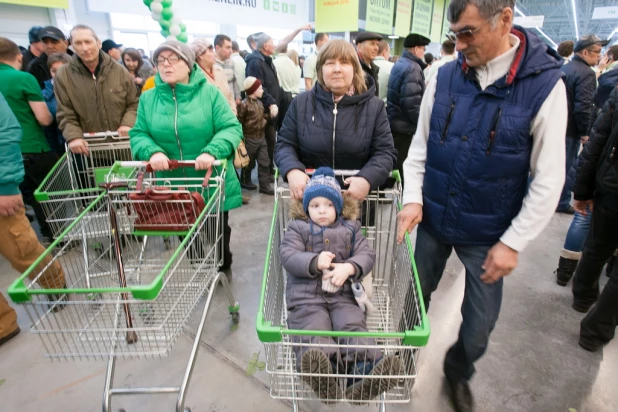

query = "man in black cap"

[
  {"left": 28, "top": 26, "right": 72, "bottom": 89},
  {"left": 355, "top": 31, "right": 383, "bottom": 97},
  {"left": 102, "top": 39, "right": 123, "bottom": 63},
  {"left": 386, "top": 33, "right": 431, "bottom": 185},
  {"left": 21, "top": 26, "right": 45, "bottom": 71},
  {"left": 556, "top": 34, "right": 609, "bottom": 215}
]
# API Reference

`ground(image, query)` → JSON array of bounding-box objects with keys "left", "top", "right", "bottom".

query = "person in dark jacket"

[
  {"left": 280, "top": 167, "right": 401, "bottom": 402},
  {"left": 387, "top": 33, "right": 430, "bottom": 186},
  {"left": 21, "top": 26, "right": 44, "bottom": 72},
  {"left": 28, "top": 26, "right": 72, "bottom": 89},
  {"left": 355, "top": 32, "right": 383, "bottom": 97},
  {"left": 595, "top": 61, "right": 618, "bottom": 109},
  {"left": 558, "top": 34, "right": 608, "bottom": 213},
  {"left": 245, "top": 32, "right": 281, "bottom": 178},
  {"left": 274, "top": 39, "right": 397, "bottom": 202},
  {"left": 42, "top": 52, "right": 71, "bottom": 155},
  {"left": 397, "top": 1, "right": 568, "bottom": 409},
  {"left": 571, "top": 87, "right": 618, "bottom": 316},
  {"left": 571, "top": 87, "right": 618, "bottom": 352}
]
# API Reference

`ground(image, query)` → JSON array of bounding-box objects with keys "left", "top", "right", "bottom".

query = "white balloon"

[
  {"left": 151, "top": 11, "right": 162, "bottom": 21},
  {"left": 167, "top": 35, "right": 177, "bottom": 41},
  {"left": 169, "top": 25, "right": 181, "bottom": 36},
  {"left": 150, "top": 2, "right": 163, "bottom": 13},
  {"left": 171, "top": 14, "right": 182, "bottom": 24}
]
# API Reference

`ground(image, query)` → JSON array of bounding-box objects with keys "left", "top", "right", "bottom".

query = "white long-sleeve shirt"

[{"left": 402, "top": 34, "right": 568, "bottom": 252}]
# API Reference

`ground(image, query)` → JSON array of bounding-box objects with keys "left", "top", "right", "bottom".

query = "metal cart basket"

[
  {"left": 9, "top": 160, "right": 240, "bottom": 412},
  {"left": 256, "top": 170, "right": 430, "bottom": 411},
  {"left": 35, "top": 131, "right": 134, "bottom": 238}
]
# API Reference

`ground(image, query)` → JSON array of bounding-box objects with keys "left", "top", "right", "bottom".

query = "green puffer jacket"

[{"left": 129, "top": 65, "right": 243, "bottom": 211}]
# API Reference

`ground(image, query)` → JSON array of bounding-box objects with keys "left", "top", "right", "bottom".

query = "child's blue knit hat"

[{"left": 303, "top": 167, "right": 344, "bottom": 216}]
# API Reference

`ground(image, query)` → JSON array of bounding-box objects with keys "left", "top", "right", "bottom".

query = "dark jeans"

[
  {"left": 21, "top": 151, "right": 58, "bottom": 238},
  {"left": 242, "top": 137, "right": 272, "bottom": 189},
  {"left": 265, "top": 122, "right": 276, "bottom": 173},
  {"left": 580, "top": 261, "right": 618, "bottom": 347},
  {"left": 392, "top": 131, "right": 413, "bottom": 189},
  {"left": 414, "top": 225, "right": 503, "bottom": 382},
  {"left": 572, "top": 193, "right": 618, "bottom": 308},
  {"left": 558, "top": 136, "right": 581, "bottom": 210}
]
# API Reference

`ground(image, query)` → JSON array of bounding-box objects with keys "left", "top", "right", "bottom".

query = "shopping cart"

[
  {"left": 256, "top": 169, "right": 430, "bottom": 411},
  {"left": 35, "top": 131, "right": 134, "bottom": 239},
  {"left": 9, "top": 160, "right": 240, "bottom": 412}
]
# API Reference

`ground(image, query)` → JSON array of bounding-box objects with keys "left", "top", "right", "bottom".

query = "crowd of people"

[{"left": 1, "top": 0, "right": 617, "bottom": 410}]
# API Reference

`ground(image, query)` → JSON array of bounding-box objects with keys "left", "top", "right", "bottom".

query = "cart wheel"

[{"left": 231, "top": 312, "right": 240, "bottom": 324}]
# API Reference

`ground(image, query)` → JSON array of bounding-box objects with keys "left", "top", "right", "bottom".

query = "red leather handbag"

[{"left": 129, "top": 161, "right": 212, "bottom": 231}]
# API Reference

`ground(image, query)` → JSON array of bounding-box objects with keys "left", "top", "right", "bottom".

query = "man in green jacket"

[
  {"left": 55, "top": 25, "right": 138, "bottom": 155},
  {"left": 0, "top": 92, "right": 66, "bottom": 347}
]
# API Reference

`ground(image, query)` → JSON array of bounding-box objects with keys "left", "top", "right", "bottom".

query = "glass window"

[{"left": 110, "top": 13, "right": 147, "bottom": 30}]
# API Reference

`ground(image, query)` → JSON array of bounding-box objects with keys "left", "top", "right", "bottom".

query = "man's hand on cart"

[
  {"left": 287, "top": 169, "right": 310, "bottom": 200},
  {"left": 316, "top": 251, "right": 335, "bottom": 270},
  {"left": 68, "top": 138, "right": 89, "bottom": 155},
  {"left": 396, "top": 203, "right": 423, "bottom": 244},
  {"left": 343, "top": 176, "right": 370, "bottom": 201},
  {"left": 480, "top": 241, "right": 518, "bottom": 285},
  {"left": 195, "top": 153, "right": 216, "bottom": 170},
  {"left": 149, "top": 152, "right": 171, "bottom": 171},
  {"left": 323, "top": 263, "right": 356, "bottom": 287},
  {"left": 0, "top": 194, "right": 24, "bottom": 217},
  {"left": 117, "top": 126, "right": 131, "bottom": 137}
]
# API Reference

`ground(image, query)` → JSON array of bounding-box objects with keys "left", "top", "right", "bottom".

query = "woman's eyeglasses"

[{"left": 156, "top": 55, "right": 180, "bottom": 66}]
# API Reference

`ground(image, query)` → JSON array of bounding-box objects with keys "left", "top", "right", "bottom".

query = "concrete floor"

[{"left": 0, "top": 189, "right": 617, "bottom": 412}]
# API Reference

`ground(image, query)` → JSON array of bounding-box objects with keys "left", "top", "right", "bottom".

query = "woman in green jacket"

[{"left": 129, "top": 40, "right": 243, "bottom": 272}]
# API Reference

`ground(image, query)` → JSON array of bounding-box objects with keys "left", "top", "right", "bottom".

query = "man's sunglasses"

[{"left": 446, "top": 10, "right": 502, "bottom": 43}]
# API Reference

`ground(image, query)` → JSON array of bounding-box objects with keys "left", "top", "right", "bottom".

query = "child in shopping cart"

[{"left": 280, "top": 167, "right": 403, "bottom": 403}]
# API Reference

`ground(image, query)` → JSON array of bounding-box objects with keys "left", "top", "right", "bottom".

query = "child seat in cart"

[
  {"left": 8, "top": 160, "right": 240, "bottom": 412},
  {"left": 256, "top": 169, "right": 430, "bottom": 411}
]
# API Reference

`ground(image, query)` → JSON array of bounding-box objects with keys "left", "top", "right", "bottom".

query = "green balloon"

[
  {"left": 179, "top": 23, "right": 187, "bottom": 32},
  {"left": 161, "top": 7, "right": 174, "bottom": 20},
  {"left": 161, "top": 29, "right": 171, "bottom": 38},
  {"left": 143, "top": 0, "right": 153, "bottom": 6},
  {"left": 176, "top": 32, "right": 188, "bottom": 43},
  {"left": 161, "top": 0, "right": 173, "bottom": 7},
  {"left": 159, "top": 19, "right": 172, "bottom": 30}
]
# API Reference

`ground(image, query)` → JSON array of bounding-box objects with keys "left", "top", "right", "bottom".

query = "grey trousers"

[
  {"left": 287, "top": 297, "right": 380, "bottom": 370},
  {"left": 242, "top": 137, "right": 272, "bottom": 189}
]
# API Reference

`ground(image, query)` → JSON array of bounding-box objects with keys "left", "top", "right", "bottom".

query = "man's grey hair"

[
  {"left": 70, "top": 24, "right": 99, "bottom": 41},
  {"left": 447, "top": 0, "right": 515, "bottom": 24}
]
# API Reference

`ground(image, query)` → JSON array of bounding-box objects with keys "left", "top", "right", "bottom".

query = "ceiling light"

[
  {"left": 388, "top": 35, "right": 399, "bottom": 39},
  {"left": 570, "top": 0, "right": 579, "bottom": 39}
]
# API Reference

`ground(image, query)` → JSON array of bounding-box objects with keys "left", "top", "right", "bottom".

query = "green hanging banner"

[
  {"left": 410, "top": 0, "right": 432, "bottom": 37},
  {"left": 365, "top": 0, "right": 395, "bottom": 35},
  {"left": 394, "top": 0, "right": 413, "bottom": 38},
  {"left": 430, "top": 0, "right": 445, "bottom": 42},
  {"left": 315, "top": 0, "right": 359, "bottom": 32}
]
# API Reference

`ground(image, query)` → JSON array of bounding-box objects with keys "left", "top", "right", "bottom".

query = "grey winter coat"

[{"left": 281, "top": 198, "right": 376, "bottom": 308}]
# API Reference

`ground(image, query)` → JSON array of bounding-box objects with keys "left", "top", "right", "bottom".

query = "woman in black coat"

[{"left": 274, "top": 39, "right": 397, "bottom": 200}]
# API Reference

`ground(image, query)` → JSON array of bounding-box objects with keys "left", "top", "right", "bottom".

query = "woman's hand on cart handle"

[
  {"left": 68, "top": 138, "right": 89, "bottom": 156},
  {"left": 397, "top": 203, "right": 423, "bottom": 244},
  {"left": 343, "top": 177, "right": 370, "bottom": 201},
  {"left": 117, "top": 126, "right": 131, "bottom": 137},
  {"left": 149, "top": 152, "right": 171, "bottom": 171},
  {"left": 119, "top": 159, "right": 223, "bottom": 169},
  {"left": 195, "top": 153, "right": 216, "bottom": 171},
  {"left": 287, "top": 169, "right": 310, "bottom": 200}
]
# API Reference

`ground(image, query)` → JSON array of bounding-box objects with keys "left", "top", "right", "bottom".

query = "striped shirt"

[{"left": 215, "top": 57, "right": 241, "bottom": 100}]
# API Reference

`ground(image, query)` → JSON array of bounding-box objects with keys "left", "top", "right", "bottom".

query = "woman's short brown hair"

[
  {"left": 316, "top": 39, "right": 367, "bottom": 94},
  {"left": 121, "top": 47, "right": 143, "bottom": 73}
]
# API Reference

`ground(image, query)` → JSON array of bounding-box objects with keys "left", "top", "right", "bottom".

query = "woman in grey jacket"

[{"left": 280, "top": 167, "right": 402, "bottom": 403}]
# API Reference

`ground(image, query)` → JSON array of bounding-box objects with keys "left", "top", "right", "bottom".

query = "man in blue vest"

[{"left": 397, "top": 1, "right": 568, "bottom": 410}]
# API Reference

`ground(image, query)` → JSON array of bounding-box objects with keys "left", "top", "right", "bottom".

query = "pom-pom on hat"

[{"left": 303, "top": 167, "right": 344, "bottom": 217}]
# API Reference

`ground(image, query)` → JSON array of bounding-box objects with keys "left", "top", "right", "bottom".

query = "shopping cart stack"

[
  {"left": 257, "top": 170, "right": 430, "bottom": 410},
  {"left": 9, "top": 160, "right": 240, "bottom": 412}
]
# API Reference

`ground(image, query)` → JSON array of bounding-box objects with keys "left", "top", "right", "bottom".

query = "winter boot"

[{"left": 556, "top": 256, "right": 579, "bottom": 286}]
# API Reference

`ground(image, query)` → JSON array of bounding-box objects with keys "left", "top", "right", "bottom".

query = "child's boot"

[{"left": 300, "top": 348, "right": 341, "bottom": 403}]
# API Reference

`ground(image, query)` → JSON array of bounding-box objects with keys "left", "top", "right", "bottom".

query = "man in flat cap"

[
  {"left": 356, "top": 31, "right": 383, "bottom": 97},
  {"left": 28, "top": 26, "right": 73, "bottom": 89},
  {"left": 386, "top": 33, "right": 431, "bottom": 185},
  {"left": 556, "top": 34, "right": 609, "bottom": 216}
]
